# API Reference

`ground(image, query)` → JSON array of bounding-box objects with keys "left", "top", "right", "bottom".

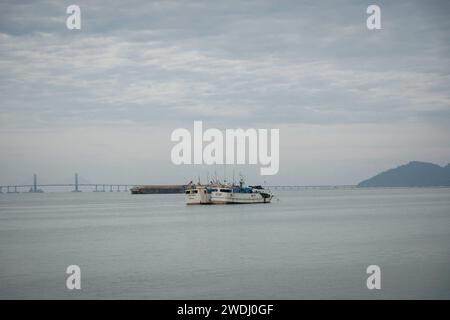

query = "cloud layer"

[{"left": 0, "top": 0, "right": 449, "bottom": 184}]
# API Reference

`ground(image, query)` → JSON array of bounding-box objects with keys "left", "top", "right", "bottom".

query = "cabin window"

[
  {"left": 220, "top": 189, "right": 232, "bottom": 193},
  {"left": 193, "top": 190, "right": 198, "bottom": 194},
  {"left": 185, "top": 190, "right": 191, "bottom": 194}
]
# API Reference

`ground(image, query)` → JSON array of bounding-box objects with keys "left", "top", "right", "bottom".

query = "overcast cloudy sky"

[{"left": 0, "top": 0, "right": 449, "bottom": 186}]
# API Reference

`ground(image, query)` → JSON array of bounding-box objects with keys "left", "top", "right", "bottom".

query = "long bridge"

[
  {"left": 0, "top": 173, "right": 355, "bottom": 194},
  {"left": 0, "top": 173, "right": 133, "bottom": 193}
]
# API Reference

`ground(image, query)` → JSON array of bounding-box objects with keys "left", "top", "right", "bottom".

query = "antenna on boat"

[
  {"left": 223, "top": 163, "right": 227, "bottom": 184},
  {"left": 214, "top": 164, "right": 218, "bottom": 183},
  {"left": 238, "top": 172, "right": 244, "bottom": 188}
]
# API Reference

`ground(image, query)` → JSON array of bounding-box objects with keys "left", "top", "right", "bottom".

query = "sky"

[{"left": 0, "top": 0, "right": 449, "bottom": 186}]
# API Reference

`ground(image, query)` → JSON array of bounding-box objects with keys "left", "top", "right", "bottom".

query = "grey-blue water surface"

[{"left": 0, "top": 188, "right": 449, "bottom": 299}]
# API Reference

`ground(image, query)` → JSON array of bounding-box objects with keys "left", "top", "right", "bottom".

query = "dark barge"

[{"left": 130, "top": 185, "right": 187, "bottom": 194}]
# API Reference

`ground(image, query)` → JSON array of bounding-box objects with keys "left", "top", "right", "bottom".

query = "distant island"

[{"left": 358, "top": 161, "right": 450, "bottom": 187}]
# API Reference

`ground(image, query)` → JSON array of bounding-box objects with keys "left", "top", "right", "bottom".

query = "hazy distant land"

[{"left": 358, "top": 161, "right": 450, "bottom": 187}]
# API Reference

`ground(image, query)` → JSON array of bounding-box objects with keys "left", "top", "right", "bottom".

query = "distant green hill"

[{"left": 358, "top": 161, "right": 450, "bottom": 187}]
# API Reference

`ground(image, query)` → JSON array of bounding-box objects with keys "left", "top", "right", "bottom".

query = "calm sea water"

[{"left": 0, "top": 188, "right": 449, "bottom": 299}]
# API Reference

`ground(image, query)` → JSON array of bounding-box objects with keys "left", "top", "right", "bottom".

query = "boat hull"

[
  {"left": 185, "top": 184, "right": 273, "bottom": 205},
  {"left": 210, "top": 192, "right": 272, "bottom": 204}
]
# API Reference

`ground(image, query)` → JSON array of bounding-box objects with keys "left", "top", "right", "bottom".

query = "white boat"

[
  {"left": 185, "top": 185, "right": 212, "bottom": 205},
  {"left": 210, "top": 181, "right": 273, "bottom": 204}
]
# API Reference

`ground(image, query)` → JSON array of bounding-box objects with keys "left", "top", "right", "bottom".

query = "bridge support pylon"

[{"left": 72, "top": 173, "right": 82, "bottom": 192}]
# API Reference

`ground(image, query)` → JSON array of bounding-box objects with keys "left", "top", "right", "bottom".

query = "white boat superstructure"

[
  {"left": 185, "top": 178, "right": 273, "bottom": 205},
  {"left": 210, "top": 186, "right": 273, "bottom": 204},
  {"left": 185, "top": 185, "right": 211, "bottom": 205}
]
